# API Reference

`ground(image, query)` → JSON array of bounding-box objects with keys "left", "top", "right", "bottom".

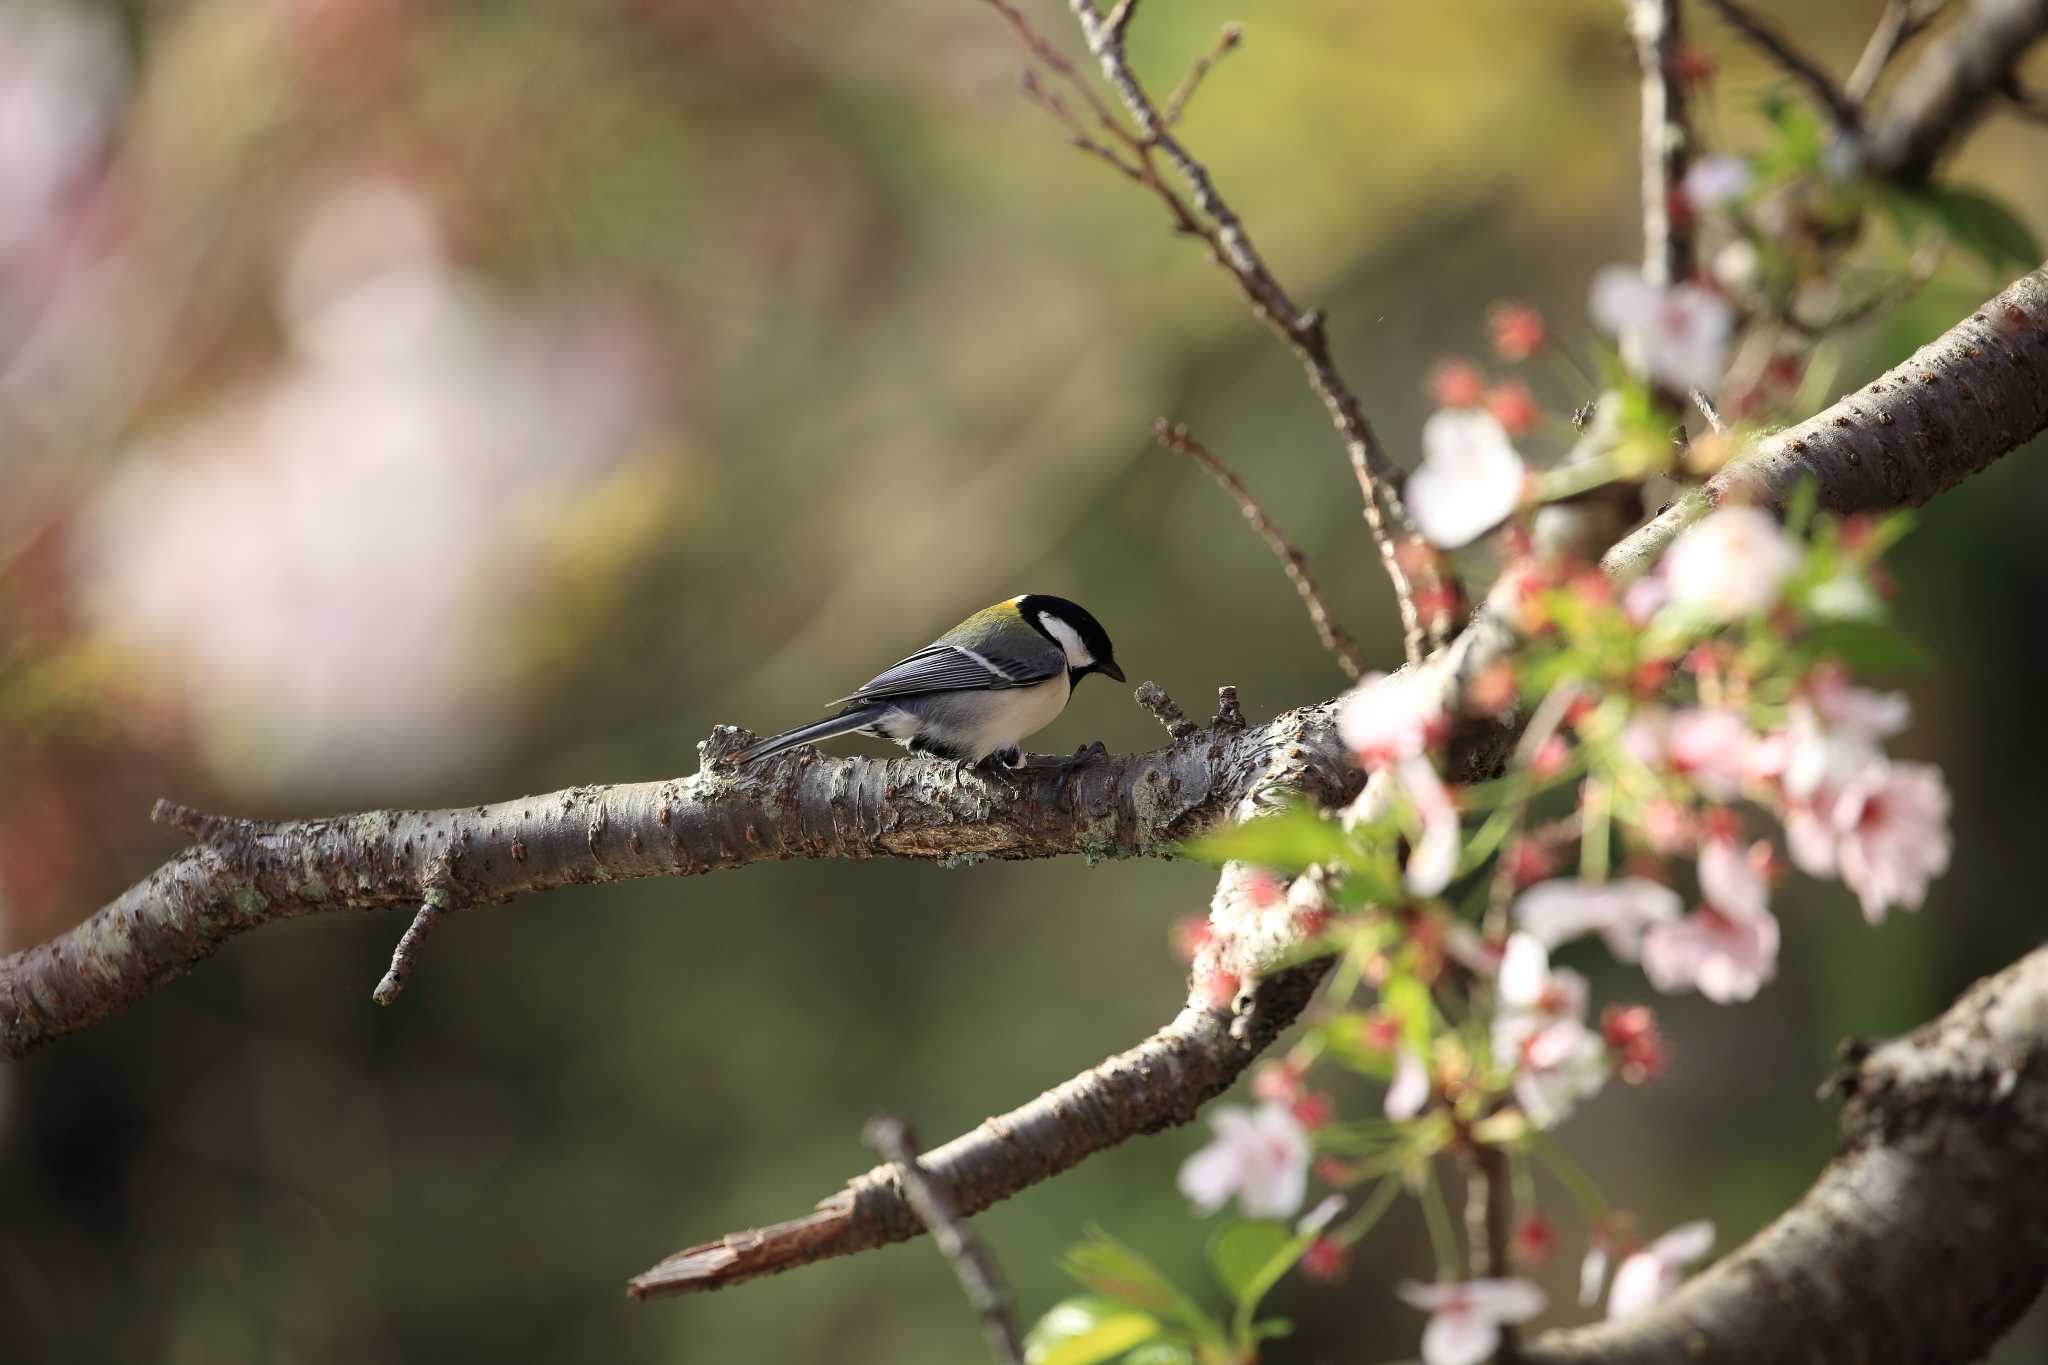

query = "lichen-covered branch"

[
  {"left": 0, "top": 705, "right": 1359, "bottom": 1059},
  {"left": 1523, "top": 942, "right": 2048, "bottom": 1365},
  {"left": 1603, "top": 265, "right": 2048, "bottom": 580}
]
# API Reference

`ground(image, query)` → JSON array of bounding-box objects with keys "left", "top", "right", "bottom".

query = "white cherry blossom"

[
  {"left": 1607, "top": 1221, "right": 1715, "bottom": 1321},
  {"left": 1409, "top": 410, "right": 1526, "bottom": 549},
  {"left": 1590, "top": 267, "right": 1734, "bottom": 394},
  {"left": 1833, "top": 761, "right": 1952, "bottom": 922},
  {"left": 1176, "top": 1102, "right": 1310, "bottom": 1219},
  {"left": 1399, "top": 1279, "right": 1547, "bottom": 1365},
  {"left": 1662, "top": 506, "right": 1801, "bottom": 621}
]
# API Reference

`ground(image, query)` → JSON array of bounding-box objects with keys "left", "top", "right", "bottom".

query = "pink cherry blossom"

[
  {"left": 1698, "top": 837, "right": 1771, "bottom": 918},
  {"left": 1493, "top": 934, "right": 1608, "bottom": 1127},
  {"left": 1338, "top": 669, "right": 1449, "bottom": 769},
  {"left": 1833, "top": 761, "right": 1952, "bottom": 922},
  {"left": 1386, "top": 1047, "right": 1432, "bottom": 1120},
  {"left": 1681, "top": 155, "right": 1753, "bottom": 211},
  {"left": 1176, "top": 1102, "right": 1310, "bottom": 1219},
  {"left": 1514, "top": 878, "right": 1681, "bottom": 960},
  {"left": 1400, "top": 754, "right": 1462, "bottom": 897},
  {"left": 1668, "top": 707, "right": 1754, "bottom": 800},
  {"left": 1642, "top": 905, "right": 1779, "bottom": 1002},
  {"left": 1810, "top": 666, "right": 1911, "bottom": 738},
  {"left": 1589, "top": 267, "right": 1734, "bottom": 394},
  {"left": 1409, "top": 410, "right": 1526, "bottom": 549},
  {"left": 1607, "top": 1221, "right": 1715, "bottom": 1321},
  {"left": 1399, "top": 1279, "right": 1547, "bottom": 1365},
  {"left": 1661, "top": 506, "right": 1800, "bottom": 621},
  {"left": 1579, "top": 1239, "right": 1611, "bottom": 1306}
]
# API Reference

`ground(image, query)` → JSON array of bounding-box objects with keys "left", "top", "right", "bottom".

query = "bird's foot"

[
  {"left": 962, "top": 751, "right": 1023, "bottom": 788},
  {"left": 1052, "top": 740, "right": 1110, "bottom": 796}
]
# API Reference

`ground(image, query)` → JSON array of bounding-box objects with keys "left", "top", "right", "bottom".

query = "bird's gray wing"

[{"left": 830, "top": 640, "right": 1062, "bottom": 707}]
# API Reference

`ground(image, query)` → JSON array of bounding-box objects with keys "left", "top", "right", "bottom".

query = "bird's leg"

[{"left": 969, "top": 749, "right": 1023, "bottom": 788}]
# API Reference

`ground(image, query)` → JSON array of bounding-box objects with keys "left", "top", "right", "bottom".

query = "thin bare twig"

[
  {"left": 864, "top": 1117, "right": 1025, "bottom": 1365},
  {"left": 1690, "top": 388, "right": 1726, "bottom": 433},
  {"left": 1163, "top": 23, "right": 1244, "bottom": 125},
  {"left": 1630, "top": 0, "right": 1696, "bottom": 285},
  {"left": 371, "top": 857, "right": 455, "bottom": 1006},
  {"left": 1212, "top": 684, "right": 1246, "bottom": 730},
  {"left": 1701, "top": 0, "right": 1862, "bottom": 131},
  {"left": 1134, "top": 681, "right": 1199, "bottom": 741},
  {"left": 1154, "top": 419, "right": 1366, "bottom": 679},
  {"left": 1846, "top": 0, "right": 1951, "bottom": 106},
  {"left": 987, "top": 0, "right": 1444, "bottom": 663}
]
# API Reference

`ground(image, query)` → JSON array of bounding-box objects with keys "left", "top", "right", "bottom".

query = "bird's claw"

[{"left": 1053, "top": 740, "right": 1110, "bottom": 796}]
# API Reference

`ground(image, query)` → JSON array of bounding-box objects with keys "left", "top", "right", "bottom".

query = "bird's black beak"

[{"left": 1099, "top": 659, "right": 1126, "bottom": 683}]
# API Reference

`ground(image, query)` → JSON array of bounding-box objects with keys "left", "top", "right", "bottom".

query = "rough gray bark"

[
  {"left": 0, "top": 708, "right": 1357, "bottom": 1059},
  {"left": 1524, "top": 943, "right": 2048, "bottom": 1365}
]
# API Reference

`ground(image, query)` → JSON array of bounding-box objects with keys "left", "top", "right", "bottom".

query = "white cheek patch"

[{"left": 1038, "top": 612, "right": 1093, "bottom": 667}]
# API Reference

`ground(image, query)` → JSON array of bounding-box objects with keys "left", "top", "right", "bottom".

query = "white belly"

[{"left": 871, "top": 672, "right": 1072, "bottom": 761}]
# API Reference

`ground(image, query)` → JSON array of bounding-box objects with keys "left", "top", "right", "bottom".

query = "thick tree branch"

[
  {"left": 627, "top": 261, "right": 2048, "bottom": 1306},
  {"left": 1603, "top": 265, "right": 2048, "bottom": 579},
  {"left": 1863, "top": 0, "right": 2048, "bottom": 180},
  {"left": 1523, "top": 941, "right": 2048, "bottom": 1365},
  {"left": 1, "top": 708, "right": 1359, "bottom": 1059}
]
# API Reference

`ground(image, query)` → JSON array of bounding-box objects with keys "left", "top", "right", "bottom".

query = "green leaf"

[
  {"left": 1207, "top": 1221, "right": 1293, "bottom": 1305},
  {"left": 1062, "top": 1230, "right": 1223, "bottom": 1343},
  {"left": 1122, "top": 1345, "right": 1196, "bottom": 1365},
  {"left": 1383, "top": 973, "right": 1434, "bottom": 1056},
  {"left": 1025, "top": 1297, "right": 1164, "bottom": 1365},
  {"left": 1181, "top": 806, "right": 1356, "bottom": 875},
  {"left": 1796, "top": 620, "right": 1932, "bottom": 674},
  {"left": 1884, "top": 183, "right": 2044, "bottom": 273},
  {"left": 1754, "top": 89, "right": 1825, "bottom": 179}
]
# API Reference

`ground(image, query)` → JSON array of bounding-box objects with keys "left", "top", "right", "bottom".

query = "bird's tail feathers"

[{"left": 729, "top": 707, "right": 885, "bottom": 764}]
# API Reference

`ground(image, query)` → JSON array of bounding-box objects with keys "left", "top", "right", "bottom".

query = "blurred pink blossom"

[
  {"left": 1833, "top": 761, "right": 1951, "bottom": 922},
  {"left": 1176, "top": 1101, "right": 1310, "bottom": 1219},
  {"left": 1399, "top": 1279, "right": 1547, "bottom": 1365},
  {"left": 1606, "top": 1221, "right": 1714, "bottom": 1321},
  {"left": 1589, "top": 268, "right": 1733, "bottom": 394},
  {"left": 1662, "top": 506, "right": 1799, "bottom": 621},
  {"left": 1409, "top": 409, "right": 1525, "bottom": 549},
  {"left": 73, "top": 179, "right": 664, "bottom": 793}
]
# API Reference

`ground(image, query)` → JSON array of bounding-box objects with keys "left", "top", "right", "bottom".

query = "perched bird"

[{"left": 728, "top": 594, "right": 1124, "bottom": 771}]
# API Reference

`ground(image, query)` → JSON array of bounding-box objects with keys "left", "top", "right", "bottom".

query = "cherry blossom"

[
  {"left": 1176, "top": 1102, "right": 1311, "bottom": 1219},
  {"left": 1833, "top": 761, "right": 1952, "bottom": 922},
  {"left": 1493, "top": 934, "right": 1608, "bottom": 1126},
  {"left": 1338, "top": 670, "right": 1450, "bottom": 769},
  {"left": 1490, "top": 302, "right": 1546, "bottom": 360},
  {"left": 1409, "top": 409, "right": 1527, "bottom": 549},
  {"left": 1642, "top": 905, "right": 1779, "bottom": 1002},
  {"left": 1667, "top": 706, "right": 1753, "bottom": 800},
  {"left": 1579, "top": 1238, "right": 1612, "bottom": 1306},
  {"left": 1607, "top": 1221, "right": 1715, "bottom": 1321},
  {"left": 1681, "top": 155, "right": 1753, "bottom": 211},
  {"left": 1385, "top": 1047, "right": 1431, "bottom": 1120},
  {"left": 1400, "top": 754, "right": 1462, "bottom": 896},
  {"left": 1398, "top": 1279, "right": 1547, "bottom": 1365},
  {"left": 1514, "top": 878, "right": 1681, "bottom": 960},
  {"left": 1661, "top": 506, "right": 1800, "bottom": 621},
  {"left": 1589, "top": 267, "right": 1734, "bottom": 394}
]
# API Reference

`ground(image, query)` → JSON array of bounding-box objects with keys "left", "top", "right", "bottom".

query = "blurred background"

[{"left": 1, "top": 1, "right": 2044, "bottom": 1361}]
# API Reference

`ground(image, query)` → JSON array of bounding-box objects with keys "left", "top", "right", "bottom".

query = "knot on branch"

[
  {"left": 151, "top": 799, "right": 280, "bottom": 855},
  {"left": 699, "top": 725, "right": 757, "bottom": 772}
]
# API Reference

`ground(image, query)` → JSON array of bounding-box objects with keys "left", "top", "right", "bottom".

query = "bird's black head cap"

[{"left": 1017, "top": 593, "right": 1124, "bottom": 684}]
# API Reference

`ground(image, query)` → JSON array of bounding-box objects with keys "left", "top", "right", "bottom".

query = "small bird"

[{"left": 728, "top": 593, "right": 1124, "bottom": 771}]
